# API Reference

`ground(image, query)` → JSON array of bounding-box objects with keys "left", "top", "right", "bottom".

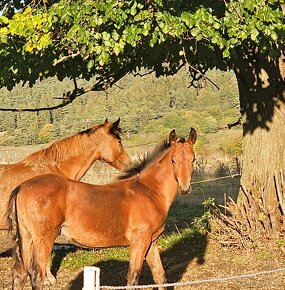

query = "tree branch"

[
  {"left": 0, "top": 63, "right": 133, "bottom": 112},
  {"left": 53, "top": 51, "right": 81, "bottom": 66},
  {"left": 228, "top": 116, "right": 242, "bottom": 129},
  {"left": 181, "top": 47, "right": 220, "bottom": 90}
]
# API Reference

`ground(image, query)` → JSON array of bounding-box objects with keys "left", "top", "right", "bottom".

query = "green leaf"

[
  {"left": 250, "top": 28, "right": 259, "bottom": 41},
  {"left": 270, "top": 31, "right": 278, "bottom": 41},
  {"left": 150, "top": 31, "right": 158, "bottom": 47},
  {"left": 130, "top": 2, "right": 137, "bottom": 16},
  {"left": 191, "top": 27, "right": 200, "bottom": 37},
  {"left": 213, "top": 22, "right": 220, "bottom": 30},
  {"left": 113, "top": 43, "right": 121, "bottom": 55},
  {"left": 87, "top": 59, "right": 94, "bottom": 70},
  {"left": 104, "top": 40, "right": 112, "bottom": 47},
  {"left": 102, "top": 32, "right": 111, "bottom": 41},
  {"left": 0, "top": 16, "right": 9, "bottom": 25},
  {"left": 101, "top": 50, "right": 110, "bottom": 64},
  {"left": 112, "top": 31, "right": 119, "bottom": 41},
  {"left": 223, "top": 49, "right": 230, "bottom": 58},
  {"left": 181, "top": 12, "right": 191, "bottom": 26},
  {"left": 196, "top": 34, "right": 203, "bottom": 41}
]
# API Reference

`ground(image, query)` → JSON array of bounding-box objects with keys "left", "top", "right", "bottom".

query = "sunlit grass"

[
  {"left": 158, "top": 228, "right": 198, "bottom": 250},
  {"left": 55, "top": 247, "right": 130, "bottom": 271}
]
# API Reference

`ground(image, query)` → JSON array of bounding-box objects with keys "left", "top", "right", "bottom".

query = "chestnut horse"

[
  {"left": 5, "top": 128, "right": 196, "bottom": 290},
  {"left": 0, "top": 118, "right": 130, "bottom": 229}
]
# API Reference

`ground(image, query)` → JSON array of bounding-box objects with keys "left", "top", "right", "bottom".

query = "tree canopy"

[{"left": 0, "top": 0, "right": 284, "bottom": 94}]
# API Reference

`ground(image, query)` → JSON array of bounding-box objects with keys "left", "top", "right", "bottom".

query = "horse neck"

[
  {"left": 138, "top": 152, "right": 178, "bottom": 210},
  {"left": 55, "top": 134, "right": 102, "bottom": 180}
]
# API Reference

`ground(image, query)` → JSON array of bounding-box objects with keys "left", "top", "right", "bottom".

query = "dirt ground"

[{"left": 1, "top": 229, "right": 285, "bottom": 290}]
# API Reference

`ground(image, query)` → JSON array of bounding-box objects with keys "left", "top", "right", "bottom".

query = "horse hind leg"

[
  {"left": 12, "top": 226, "right": 33, "bottom": 290},
  {"left": 12, "top": 256, "right": 29, "bottom": 290},
  {"left": 28, "top": 238, "right": 55, "bottom": 290},
  {"left": 45, "top": 260, "right": 56, "bottom": 285}
]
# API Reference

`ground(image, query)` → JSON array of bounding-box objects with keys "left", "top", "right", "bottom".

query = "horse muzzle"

[{"left": 178, "top": 184, "right": 192, "bottom": 196}]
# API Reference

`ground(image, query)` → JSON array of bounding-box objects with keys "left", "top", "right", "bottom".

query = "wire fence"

[{"left": 82, "top": 266, "right": 285, "bottom": 290}]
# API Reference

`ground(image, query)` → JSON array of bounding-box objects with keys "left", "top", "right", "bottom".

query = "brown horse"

[
  {"left": 0, "top": 118, "right": 130, "bottom": 229},
  {"left": 6, "top": 128, "right": 197, "bottom": 290}
]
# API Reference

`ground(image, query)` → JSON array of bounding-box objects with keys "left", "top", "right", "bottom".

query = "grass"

[{"left": 56, "top": 247, "right": 130, "bottom": 271}]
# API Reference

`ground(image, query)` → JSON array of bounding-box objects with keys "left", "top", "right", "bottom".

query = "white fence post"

[{"left": 82, "top": 266, "right": 101, "bottom": 290}]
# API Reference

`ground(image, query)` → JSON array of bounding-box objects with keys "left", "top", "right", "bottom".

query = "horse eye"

[{"left": 172, "top": 158, "right": 176, "bottom": 165}]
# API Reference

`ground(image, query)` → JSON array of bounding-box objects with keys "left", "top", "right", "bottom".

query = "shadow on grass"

[{"left": 65, "top": 231, "right": 208, "bottom": 290}]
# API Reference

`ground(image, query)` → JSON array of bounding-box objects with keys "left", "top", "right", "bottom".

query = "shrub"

[
  {"left": 220, "top": 135, "right": 242, "bottom": 156},
  {"left": 200, "top": 115, "right": 219, "bottom": 133},
  {"left": 38, "top": 123, "right": 53, "bottom": 144}
]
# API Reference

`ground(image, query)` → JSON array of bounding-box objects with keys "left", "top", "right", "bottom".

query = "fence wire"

[{"left": 99, "top": 267, "right": 285, "bottom": 289}]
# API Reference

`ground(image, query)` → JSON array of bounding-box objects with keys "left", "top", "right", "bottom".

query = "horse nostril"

[
  {"left": 187, "top": 185, "right": 192, "bottom": 194},
  {"left": 178, "top": 184, "right": 192, "bottom": 196}
]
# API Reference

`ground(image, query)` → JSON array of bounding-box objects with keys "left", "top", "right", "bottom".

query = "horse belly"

[{"left": 60, "top": 224, "right": 129, "bottom": 248}]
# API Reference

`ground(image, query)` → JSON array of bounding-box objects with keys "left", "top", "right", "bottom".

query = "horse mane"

[
  {"left": 118, "top": 139, "right": 171, "bottom": 180},
  {"left": 22, "top": 124, "right": 122, "bottom": 166}
]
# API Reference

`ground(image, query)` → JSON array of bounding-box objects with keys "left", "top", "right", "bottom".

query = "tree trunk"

[{"left": 232, "top": 51, "right": 285, "bottom": 239}]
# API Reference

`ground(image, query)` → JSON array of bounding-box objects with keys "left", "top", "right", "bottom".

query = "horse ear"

[
  {"left": 169, "top": 129, "right": 178, "bottom": 145},
  {"left": 104, "top": 118, "right": 109, "bottom": 125},
  {"left": 112, "top": 118, "right": 120, "bottom": 129},
  {"left": 188, "top": 127, "right": 197, "bottom": 144}
]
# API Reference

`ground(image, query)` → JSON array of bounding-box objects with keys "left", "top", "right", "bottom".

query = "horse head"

[
  {"left": 169, "top": 127, "right": 197, "bottom": 195},
  {"left": 99, "top": 118, "right": 131, "bottom": 170}
]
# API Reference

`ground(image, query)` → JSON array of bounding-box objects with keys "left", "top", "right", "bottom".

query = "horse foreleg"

[
  {"left": 127, "top": 232, "right": 151, "bottom": 287},
  {"left": 145, "top": 241, "right": 166, "bottom": 290}
]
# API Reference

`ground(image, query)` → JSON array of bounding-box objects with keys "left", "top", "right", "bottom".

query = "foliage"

[
  {"left": 191, "top": 198, "right": 216, "bottom": 233},
  {"left": 220, "top": 134, "right": 243, "bottom": 156},
  {"left": 0, "top": 69, "right": 240, "bottom": 147},
  {"left": 200, "top": 115, "right": 219, "bottom": 134},
  {"left": 38, "top": 123, "right": 53, "bottom": 143},
  {"left": 0, "top": 0, "right": 284, "bottom": 92}
]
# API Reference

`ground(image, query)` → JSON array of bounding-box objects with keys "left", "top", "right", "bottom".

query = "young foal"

[
  {"left": 0, "top": 118, "right": 130, "bottom": 229},
  {"left": 6, "top": 128, "right": 196, "bottom": 290}
]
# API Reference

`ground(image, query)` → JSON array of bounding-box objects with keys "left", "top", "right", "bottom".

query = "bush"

[
  {"left": 220, "top": 135, "right": 242, "bottom": 156},
  {"left": 200, "top": 115, "right": 219, "bottom": 133},
  {"left": 38, "top": 123, "right": 53, "bottom": 144}
]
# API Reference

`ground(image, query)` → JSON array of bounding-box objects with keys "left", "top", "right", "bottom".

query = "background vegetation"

[{"left": 0, "top": 69, "right": 241, "bottom": 157}]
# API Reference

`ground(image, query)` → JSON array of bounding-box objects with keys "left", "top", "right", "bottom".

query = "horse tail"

[{"left": 4, "top": 186, "right": 21, "bottom": 242}]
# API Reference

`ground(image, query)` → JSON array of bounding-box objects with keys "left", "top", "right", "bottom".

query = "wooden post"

[{"left": 82, "top": 266, "right": 101, "bottom": 290}]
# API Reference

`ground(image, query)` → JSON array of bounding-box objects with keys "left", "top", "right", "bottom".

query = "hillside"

[{"left": 0, "top": 68, "right": 242, "bottom": 164}]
